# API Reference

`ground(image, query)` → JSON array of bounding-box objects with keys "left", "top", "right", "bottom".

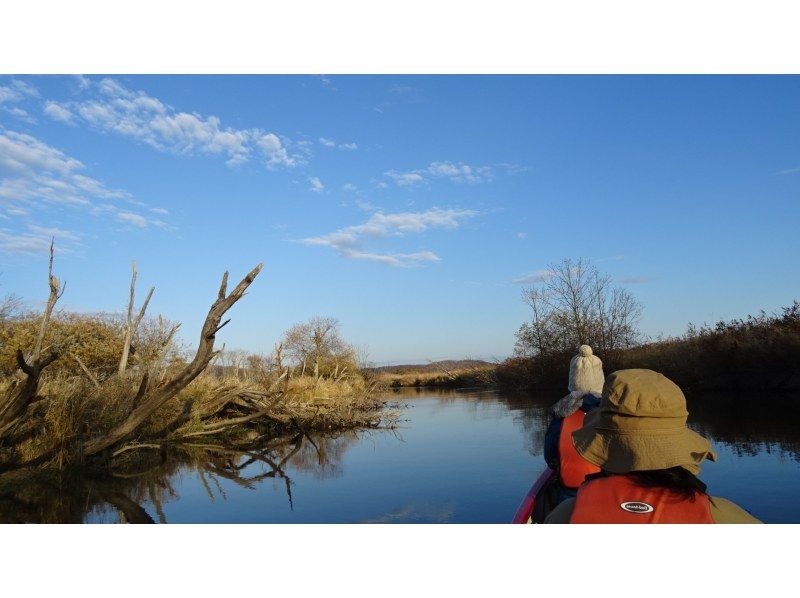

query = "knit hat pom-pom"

[{"left": 579, "top": 345, "right": 593, "bottom": 357}]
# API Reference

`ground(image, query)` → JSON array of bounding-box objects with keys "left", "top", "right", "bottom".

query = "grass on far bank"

[{"left": 496, "top": 302, "right": 800, "bottom": 392}]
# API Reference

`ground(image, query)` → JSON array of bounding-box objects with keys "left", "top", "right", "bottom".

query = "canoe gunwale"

[{"left": 511, "top": 467, "right": 554, "bottom": 524}]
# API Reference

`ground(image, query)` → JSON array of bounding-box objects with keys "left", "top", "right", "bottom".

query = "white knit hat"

[{"left": 568, "top": 345, "right": 605, "bottom": 396}]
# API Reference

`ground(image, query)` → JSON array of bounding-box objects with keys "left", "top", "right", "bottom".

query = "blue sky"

[{"left": 0, "top": 75, "right": 798, "bottom": 364}]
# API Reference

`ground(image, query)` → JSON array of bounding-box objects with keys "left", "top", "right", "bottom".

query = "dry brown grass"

[
  {"left": 0, "top": 366, "right": 390, "bottom": 473},
  {"left": 377, "top": 365, "right": 496, "bottom": 389},
  {"left": 497, "top": 302, "right": 800, "bottom": 391}
]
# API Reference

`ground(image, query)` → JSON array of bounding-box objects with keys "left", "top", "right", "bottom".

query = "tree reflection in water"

[
  {"left": 1, "top": 389, "right": 797, "bottom": 523},
  {"left": 0, "top": 429, "right": 365, "bottom": 523}
]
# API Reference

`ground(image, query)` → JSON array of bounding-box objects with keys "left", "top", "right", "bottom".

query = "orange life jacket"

[
  {"left": 570, "top": 474, "right": 714, "bottom": 524},
  {"left": 558, "top": 410, "right": 601, "bottom": 489}
]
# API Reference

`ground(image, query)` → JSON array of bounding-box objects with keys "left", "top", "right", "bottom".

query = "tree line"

[{"left": 514, "top": 257, "right": 642, "bottom": 358}]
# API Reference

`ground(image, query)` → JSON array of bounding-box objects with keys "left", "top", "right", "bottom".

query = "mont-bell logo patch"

[{"left": 620, "top": 501, "right": 655, "bottom": 514}]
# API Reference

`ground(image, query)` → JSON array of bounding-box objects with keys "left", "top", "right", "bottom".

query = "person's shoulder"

[
  {"left": 581, "top": 393, "right": 602, "bottom": 411},
  {"left": 544, "top": 498, "right": 575, "bottom": 524},
  {"left": 709, "top": 496, "right": 763, "bottom": 524}
]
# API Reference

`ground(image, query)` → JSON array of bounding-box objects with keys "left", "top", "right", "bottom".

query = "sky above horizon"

[{"left": 0, "top": 75, "right": 798, "bottom": 364}]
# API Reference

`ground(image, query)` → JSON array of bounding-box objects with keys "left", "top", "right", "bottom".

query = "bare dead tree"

[
  {"left": 83, "top": 263, "right": 263, "bottom": 457},
  {"left": 282, "top": 316, "right": 351, "bottom": 378},
  {"left": 515, "top": 257, "right": 642, "bottom": 356},
  {"left": 0, "top": 240, "right": 64, "bottom": 438},
  {"left": 517, "top": 286, "right": 555, "bottom": 356},
  {"left": 118, "top": 262, "right": 155, "bottom": 375},
  {"left": 545, "top": 258, "right": 601, "bottom": 347},
  {"left": 0, "top": 293, "right": 22, "bottom": 323}
]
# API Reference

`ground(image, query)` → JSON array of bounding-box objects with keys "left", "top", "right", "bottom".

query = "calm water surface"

[{"left": 6, "top": 388, "right": 800, "bottom": 523}]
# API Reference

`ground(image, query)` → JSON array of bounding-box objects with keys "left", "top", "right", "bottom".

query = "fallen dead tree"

[
  {"left": 0, "top": 242, "right": 267, "bottom": 469},
  {"left": 82, "top": 263, "right": 264, "bottom": 457},
  {"left": 0, "top": 245, "right": 395, "bottom": 477}
]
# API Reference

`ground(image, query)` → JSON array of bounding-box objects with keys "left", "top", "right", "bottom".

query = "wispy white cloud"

[
  {"left": 49, "top": 77, "right": 300, "bottom": 169},
  {"left": 1, "top": 130, "right": 119, "bottom": 205},
  {"left": 256, "top": 132, "right": 296, "bottom": 168},
  {"left": 0, "top": 80, "right": 38, "bottom": 105},
  {"left": 315, "top": 75, "right": 337, "bottom": 91},
  {"left": 512, "top": 269, "right": 555, "bottom": 284},
  {"left": 0, "top": 224, "right": 80, "bottom": 255},
  {"left": 0, "top": 80, "right": 39, "bottom": 122},
  {"left": 319, "top": 136, "right": 357, "bottom": 151},
  {"left": 0, "top": 230, "right": 60, "bottom": 254},
  {"left": 3, "top": 106, "right": 36, "bottom": 124},
  {"left": 427, "top": 161, "right": 493, "bottom": 183},
  {"left": 299, "top": 208, "right": 477, "bottom": 267},
  {"left": 775, "top": 166, "right": 800, "bottom": 175},
  {"left": 385, "top": 161, "right": 493, "bottom": 187},
  {"left": 27, "top": 224, "right": 81, "bottom": 242},
  {"left": 0, "top": 129, "right": 165, "bottom": 252},
  {"left": 117, "top": 211, "right": 148, "bottom": 228},
  {"left": 43, "top": 101, "right": 74, "bottom": 124},
  {"left": 385, "top": 170, "right": 425, "bottom": 187},
  {"left": 309, "top": 176, "right": 324, "bottom": 193},
  {"left": 516, "top": 232, "right": 527, "bottom": 239}
]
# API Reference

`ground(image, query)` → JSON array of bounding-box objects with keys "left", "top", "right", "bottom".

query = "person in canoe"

[
  {"left": 544, "top": 369, "right": 762, "bottom": 523},
  {"left": 542, "top": 345, "right": 605, "bottom": 505}
]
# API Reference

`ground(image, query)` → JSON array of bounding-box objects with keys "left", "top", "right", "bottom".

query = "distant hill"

[{"left": 366, "top": 359, "right": 495, "bottom": 374}]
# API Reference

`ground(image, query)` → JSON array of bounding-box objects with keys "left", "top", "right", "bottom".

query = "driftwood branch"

[{"left": 179, "top": 407, "right": 273, "bottom": 438}]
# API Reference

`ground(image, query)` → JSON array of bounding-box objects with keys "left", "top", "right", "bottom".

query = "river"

[{"left": 3, "top": 388, "right": 799, "bottom": 523}]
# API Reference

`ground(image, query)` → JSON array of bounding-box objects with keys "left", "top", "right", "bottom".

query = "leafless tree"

[
  {"left": 516, "top": 286, "right": 556, "bottom": 357},
  {"left": 514, "top": 257, "right": 642, "bottom": 356},
  {"left": 282, "top": 316, "right": 352, "bottom": 378},
  {"left": 0, "top": 294, "right": 22, "bottom": 323}
]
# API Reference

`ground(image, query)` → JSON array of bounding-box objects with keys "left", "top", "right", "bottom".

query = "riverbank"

[
  {"left": 0, "top": 255, "right": 396, "bottom": 479},
  {"left": 382, "top": 302, "right": 800, "bottom": 393},
  {"left": 374, "top": 364, "right": 496, "bottom": 389}
]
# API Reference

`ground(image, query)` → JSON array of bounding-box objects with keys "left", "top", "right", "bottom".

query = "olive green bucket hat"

[{"left": 571, "top": 369, "right": 717, "bottom": 475}]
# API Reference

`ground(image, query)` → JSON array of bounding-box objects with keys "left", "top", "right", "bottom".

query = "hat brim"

[{"left": 572, "top": 409, "right": 717, "bottom": 475}]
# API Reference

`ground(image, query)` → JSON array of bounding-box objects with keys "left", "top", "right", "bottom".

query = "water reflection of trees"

[
  {"left": 387, "top": 386, "right": 555, "bottom": 457},
  {"left": 686, "top": 391, "right": 800, "bottom": 462},
  {"left": 4, "top": 388, "right": 797, "bottom": 523},
  {"left": 493, "top": 391, "right": 553, "bottom": 457},
  {"left": 388, "top": 387, "right": 800, "bottom": 464},
  {"left": 0, "top": 429, "right": 363, "bottom": 523}
]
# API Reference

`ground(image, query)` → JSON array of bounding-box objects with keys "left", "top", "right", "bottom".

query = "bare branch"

[
  {"left": 71, "top": 352, "right": 100, "bottom": 389},
  {"left": 119, "top": 262, "right": 155, "bottom": 375},
  {"left": 15, "top": 349, "right": 33, "bottom": 376},
  {"left": 218, "top": 271, "right": 229, "bottom": 300},
  {"left": 206, "top": 318, "right": 231, "bottom": 340},
  {"left": 32, "top": 239, "right": 61, "bottom": 363}
]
